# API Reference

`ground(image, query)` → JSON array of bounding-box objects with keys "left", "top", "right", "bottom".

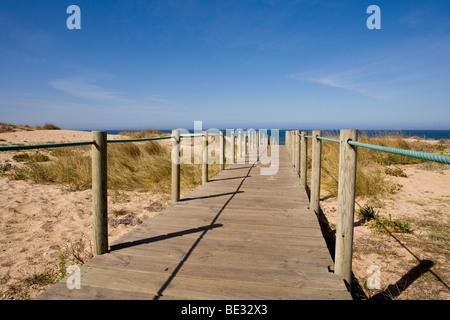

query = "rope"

[
  {"left": 303, "top": 135, "right": 339, "bottom": 143},
  {"left": 107, "top": 136, "right": 173, "bottom": 143},
  {"left": 0, "top": 135, "right": 173, "bottom": 151},
  {"left": 317, "top": 136, "right": 340, "bottom": 143},
  {"left": 347, "top": 140, "right": 450, "bottom": 165},
  {"left": 296, "top": 133, "right": 449, "bottom": 164},
  {"left": 180, "top": 134, "right": 203, "bottom": 137},
  {"left": 0, "top": 141, "right": 94, "bottom": 152}
]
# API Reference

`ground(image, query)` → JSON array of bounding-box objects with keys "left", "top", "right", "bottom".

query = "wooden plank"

[
  {"left": 46, "top": 266, "right": 349, "bottom": 300},
  {"left": 85, "top": 254, "right": 346, "bottom": 291},
  {"left": 132, "top": 219, "right": 323, "bottom": 236}
]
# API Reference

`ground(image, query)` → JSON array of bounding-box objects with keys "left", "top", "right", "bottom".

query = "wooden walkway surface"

[{"left": 37, "top": 146, "right": 351, "bottom": 300}]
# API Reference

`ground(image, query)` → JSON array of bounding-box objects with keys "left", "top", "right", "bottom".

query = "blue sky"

[{"left": 1, "top": 0, "right": 449, "bottom": 130}]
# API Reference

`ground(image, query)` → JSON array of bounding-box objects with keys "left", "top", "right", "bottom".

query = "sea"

[{"left": 99, "top": 129, "right": 450, "bottom": 145}]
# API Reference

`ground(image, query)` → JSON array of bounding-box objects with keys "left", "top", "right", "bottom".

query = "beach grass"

[
  {"left": 0, "top": 122, "right": 60, "bottom": 133},
  {"left": 10, "top": 131, "right": 222, "bottom": 195}
]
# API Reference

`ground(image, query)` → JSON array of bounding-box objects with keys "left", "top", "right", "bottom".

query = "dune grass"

[
  {"left": 11, "top": 131, "right": 222, "bottom": 195},
  {"left": 0, "top": 122, "right": 60, "bottom": 133},
  {"left": 34, "top": 123, "right": 61, "bottom": 130}
]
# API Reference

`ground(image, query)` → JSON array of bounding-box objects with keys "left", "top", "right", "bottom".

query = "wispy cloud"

[
  {"left": 289, "top": 46, "right": 450, "bottom": 100},
  {"left": 47, "top": 75, "right": 188, "bottom": 117},
  {"left": 0, "top": 90, "right": 187, "bottom": 118},
  {"left": 49, "top": 77, "right": 132, "bottom": 103},
  {"left": 291, "top": 67, "right": 374, "bottom": 96}
]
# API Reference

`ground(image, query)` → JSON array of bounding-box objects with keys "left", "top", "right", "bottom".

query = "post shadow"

[
  {"left": 208, "top": 176, "right": 250, "bottom": 182},
  {"left": 109, "top": 223, "right": 223, "bottom": 251},
  {"left": 180, "top": 190, "right": 244, "bottom": 201}
]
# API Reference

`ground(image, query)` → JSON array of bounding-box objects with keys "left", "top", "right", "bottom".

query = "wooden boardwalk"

[{"left": 37, "top": 146, "right": 351, "bottom": 300}]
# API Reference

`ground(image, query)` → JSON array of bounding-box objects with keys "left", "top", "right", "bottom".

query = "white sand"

[{"left": 0, "top": 130, "right": 170, "bottom": 299}]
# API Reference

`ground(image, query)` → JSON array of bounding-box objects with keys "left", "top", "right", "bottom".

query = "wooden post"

[
  {"left": 202, "top": 131, "right": 208, "bottom": 184},
  {"left": 257, "top": 130, "right": 260, "bottom": 150},
  {"left": 294, "top": 130, "right": 300, "bottom": 174},
  {"left": 92, "top": 131, "right": 108, "bottom": 256},
  {"left": 286, "top": 131, "right": 290, "bottom": 155},
  {"left": 220, "top": 131, "right": 225, "bottom": 170},
  {"left": 229, "top": 130, "right": 235, "bottom": 164},
  {"left": 244, "top": 131, "right": 248, "bottom": 155},
  {"left": 291, "top": 131, "right": 295, "bottom": 165},
  {"left": 171, "top": 130, "right": 180, "bottom": 203},
  {"left": 238, "top": 130, "right": 242, "bottom": 159},
  {"left": 335, "top": 129, "right": 358, "bottom": 289},
  {"left": 310, "top": 130, "right": 322, "bottom": 214},
  {"left": 300, "top": 131, "right": 308, "bottom": 189}
]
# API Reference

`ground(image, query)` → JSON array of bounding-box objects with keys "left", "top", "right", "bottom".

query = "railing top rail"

[
  {"left": 107, "top": 135, "right": 173, "bottom": 143},
  {"left": 299, "top": 131, "right": 449, "bottom": 165},
  {"left": 316, "top": 136, "right": 340, "bottom": 143},
  {"left": 0, "top": 135, "right": 175, "bottom": 151},
  {"left": 0, "top": 141, "right": 95, "bottom": 152},
  {"left": 348, "top": 140, "right": 450, "bottom": 165},
  {"left": 0, "top": 130, "right": 251, "bottom": 152},
  {"left": 180, "top": 133, "right": 203, "bottom": 137}
]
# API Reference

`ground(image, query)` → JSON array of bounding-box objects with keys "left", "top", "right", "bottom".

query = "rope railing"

[
  {"left": 347, "top": 140, "right": 450, "bottom": 165},
  {"left": 0, "top": 141, "right": 94, "bottom": 151},
  {"left": 316, "top": 136, "right": 340, "bottom": 143},
  {"left": 0, "top": 136, "right": 175, "bottom": 151},
  {"left": 107, "top": 135, "right": 173, "bottom": 143},
  {"left": 284, "top": 128, "right": 449, "bottom": 291},
  {"left": 298, "top": 132, "right": 450, "bottom": 164}
]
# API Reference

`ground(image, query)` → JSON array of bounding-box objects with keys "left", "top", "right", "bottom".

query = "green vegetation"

[
  {"left": 358, "top": 204, "right": 412, "bottom": 233},
  {"left": 358, "top": 205, "right": 379, "bottom": 221},
  {"left": 369, "top": 216, "right": 413, "bottom": 233}
]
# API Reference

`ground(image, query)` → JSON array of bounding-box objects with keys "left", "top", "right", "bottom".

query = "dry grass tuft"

[
  {"left": 34, "top": 123, "right": 61, "bottom": 130},
  {"left": 0, "top": 123, "right": 33, "bottom": 133}
]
